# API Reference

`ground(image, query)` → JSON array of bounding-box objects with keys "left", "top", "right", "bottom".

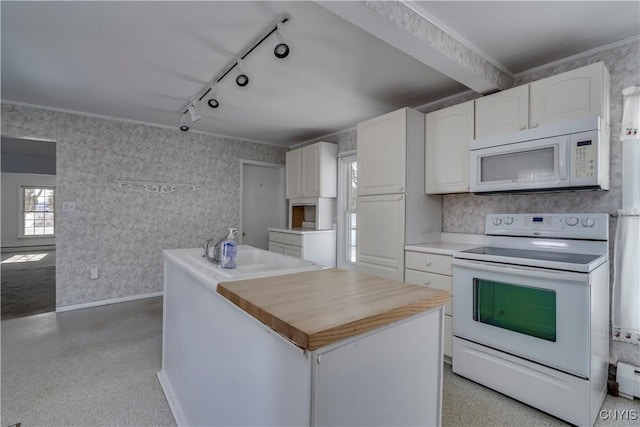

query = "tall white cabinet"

[{"left": 356, "top": 108, "right": 442, "bottom": 281}]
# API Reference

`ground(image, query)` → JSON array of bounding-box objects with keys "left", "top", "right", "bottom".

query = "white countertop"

[
  {"left": 405, "top": 233, "right": 484, "bottom": 256},
  {"left": 268, "top": 227, "right": 336, "bottom": 234},
  {"left": 163, "top": 246, "right": 324, "bottom": 293}
]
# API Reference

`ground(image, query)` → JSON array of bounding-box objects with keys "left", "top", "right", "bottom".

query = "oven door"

[
  {"left": 470, "top": 135, "right": 570, "bottom": 193},
  {"left": 452, "top": 258, "right": 590, "bottom": 378}
]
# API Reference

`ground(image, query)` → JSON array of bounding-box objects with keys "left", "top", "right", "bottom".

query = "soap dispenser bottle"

[{"left": 219, "top": 228, "right": 238, "bottom": 269}]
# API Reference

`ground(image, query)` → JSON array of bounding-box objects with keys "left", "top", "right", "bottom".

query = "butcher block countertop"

[{"left": 217, "top": 268, "right": 450, "bottom": 351}]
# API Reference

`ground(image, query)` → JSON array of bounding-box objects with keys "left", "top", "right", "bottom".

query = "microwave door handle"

[{"left": 559, "top": 139, "right": 569, "bottom": 180}]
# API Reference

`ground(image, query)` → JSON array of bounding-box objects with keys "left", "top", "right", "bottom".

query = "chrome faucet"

[{"left": 203, "top": 235, "right": 226, "bottom": 265}]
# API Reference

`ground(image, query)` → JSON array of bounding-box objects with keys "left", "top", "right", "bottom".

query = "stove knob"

[
  {"left": 503, "top": 216, "right": 514, "bottom": 225},
  {"left": 566, "top": 216, "right": 579, "bottom": 226},
  {"left": 581, "top": 218, "right": 596, "bottom": 228},
  {"left": 492, "top": 217, "right": 502, "bottom": 226}
]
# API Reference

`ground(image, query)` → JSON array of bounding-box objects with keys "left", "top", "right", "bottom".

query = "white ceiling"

[{"left": 2, "top": 1, "right": 639, "bottom": 146}]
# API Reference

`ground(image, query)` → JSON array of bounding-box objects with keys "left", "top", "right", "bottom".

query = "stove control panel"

[{"left": 486, "top": 213, "right": 608, "bottom": 240}]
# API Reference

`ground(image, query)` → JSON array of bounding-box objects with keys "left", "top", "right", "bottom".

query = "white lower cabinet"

[
  {"left": 268, "top": 229, "right": 336, "bottom": 267},
  {"left": 356, "top": 194, "right": 406, "bottom": 280},
  {"left": 405, "top": 250, "right": 454, "bottom": 360}
]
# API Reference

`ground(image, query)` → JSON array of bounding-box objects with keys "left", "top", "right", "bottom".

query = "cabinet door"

[
  {"left": 357, "top": 108, "right": 406, "bottom": 196},
  {"left": 425, "top": 101, "right": 473, "bottom": 194},
  {"left": 475, "top": 85, "right": 529, "bottom": 138},
  {"left": 285, "top": 149, "right": 303, "bottom": 199},
  {"left": 302, "top": 144, "right": 321, "bottom": 197},
  {"left": 356, "top": 194, "right": 405, "bottom": 280},
  {"left": 529, "top": 62, "right": 605, "bottom": 128}
]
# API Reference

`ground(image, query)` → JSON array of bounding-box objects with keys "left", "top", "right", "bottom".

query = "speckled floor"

[
  {"left": 2, "top": 296, "right": 638, "bottom": 427},
  {"left": 1, "top": 296, "right": 175, "bottom": 427}
]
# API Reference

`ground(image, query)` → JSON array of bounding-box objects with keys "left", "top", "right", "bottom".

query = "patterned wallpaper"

[{"left": 1, "top": 104, "right": 287, "bottom": 308}]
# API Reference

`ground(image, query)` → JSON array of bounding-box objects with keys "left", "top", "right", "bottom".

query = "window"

[
  {"left": 22, "top": 187, "right": 55, "bottom": 237},
  {"left": 337, "top": 154, "right": 357, "bottom": 269}
]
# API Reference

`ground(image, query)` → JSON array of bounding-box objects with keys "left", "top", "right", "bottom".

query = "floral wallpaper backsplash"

[{"left": 1, "top": 104, "right": 287, "bottom": 308}]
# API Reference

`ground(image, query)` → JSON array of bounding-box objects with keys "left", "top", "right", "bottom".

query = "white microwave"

[{"left": 470, "top": 116, "right": 610, "bottom": 193}]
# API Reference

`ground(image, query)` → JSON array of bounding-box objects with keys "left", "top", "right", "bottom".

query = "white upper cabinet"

[
  {"left": 529, "top": 62, "right": 610, "bottom": 128},
  {"left": 285, "top": 141, "right": 337, "bottom": 199},
  {"left": 425, "top": 101, "right": 474, "bottom": 194},
  {"left": 475, "top": 62, "right": 610, "bottom": 139},
  {"left": 285, "top": 149, "right": 303, "bottom": 199},
  {"left": 475, "top": 85, "right": 529, "bottom": 138},
  {"left": 357, "top": 108, "right": 407, "bottom": 196}
]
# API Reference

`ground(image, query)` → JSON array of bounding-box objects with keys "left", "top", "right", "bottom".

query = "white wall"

[{"left": 1, "top": 172, "right": 56, "bottom": 248}]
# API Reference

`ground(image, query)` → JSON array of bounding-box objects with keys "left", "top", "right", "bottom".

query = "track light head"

[
  {"left": 179, "top": 115, "right": 189, "bottom": 132},
  {"left": 236, "top": 74, "right": 249, "bottom": 87},
  {"left": 187, "top": 101, "right": 201, "bottom": 122},
  {"left": 207, "top": 86, "right": 220, "bottom": 109},
  {"left": 274, "top": 42, "right": 289, "bottom": 59},
  {"left": 273, "top": 22, "right": 289, "bottom": 59},
  {"left": 235, "top": 59, "right": 249, "bottom": 87}
]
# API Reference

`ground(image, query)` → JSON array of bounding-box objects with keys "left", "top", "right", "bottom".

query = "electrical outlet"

[
  {"left": 63, "top": 202, "right": 76, "bottom": 212},
  {"left": 90, "top": 264, "right": 98, "bottom": 280}
]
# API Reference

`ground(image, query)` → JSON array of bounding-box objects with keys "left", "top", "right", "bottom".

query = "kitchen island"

[{"left": 159, "top": 246, "right": 449, "bottom": 426}]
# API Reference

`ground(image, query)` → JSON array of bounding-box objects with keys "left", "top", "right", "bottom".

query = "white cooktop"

[{"left": 453, "top": 213, "right": 609, "bottom": 273}]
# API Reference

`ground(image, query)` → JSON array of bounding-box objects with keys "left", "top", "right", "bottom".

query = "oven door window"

[{"left": 473, "top": 279, "right": 556, "bottom": 342}]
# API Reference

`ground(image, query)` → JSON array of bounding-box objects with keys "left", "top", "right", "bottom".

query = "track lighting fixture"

[
  {"left": 187, "top": 99, "right": 201, "bottom": 122},
  {"left": 273, "top": 22, "right": 289, "bottom": 59},
  {"left": 178, "top": 13, "right": 291, "bottom": 130},
  {"left": 179, "top": 114, "right": 189, "bottom": 132},
  {"left": 235, "top": 60, "right": 249, "bottom": 87},
  {"left": 207, "top": 85, "right": 219, "bottom": 109}
]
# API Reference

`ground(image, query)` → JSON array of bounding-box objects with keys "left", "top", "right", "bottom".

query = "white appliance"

[
  {"left": 470, "top": 116, "right": 610, "bottom": 193},
  {"left": 452, "top": 213, "right": 609, "bottom": 427}
]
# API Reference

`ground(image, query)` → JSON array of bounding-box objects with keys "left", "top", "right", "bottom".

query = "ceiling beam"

[{"left": 316, "top": 1, "right": 512, "bottom": 94}]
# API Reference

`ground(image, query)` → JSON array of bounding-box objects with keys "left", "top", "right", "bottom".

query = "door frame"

[
  {"left": 337, "top": 151, "right": 356, "bottom": 270},
  {"left": 239, "top": 160, "right": 286, "bottom": 246}
]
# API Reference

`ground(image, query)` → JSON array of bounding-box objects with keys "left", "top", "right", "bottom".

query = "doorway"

[
  {"left": 1, "top": 136, "right": 57, "bottom": 319},
  {"left": 240, "top": 161, "right": 286, "bottom": 250}
]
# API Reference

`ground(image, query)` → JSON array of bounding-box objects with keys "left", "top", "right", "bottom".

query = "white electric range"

[{"left": 452, "top": 213, "right": 609, "bottom": 427}]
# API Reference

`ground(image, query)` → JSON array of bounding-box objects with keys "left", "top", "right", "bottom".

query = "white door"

[{"left": 241, "top": 162, "right": 286, "bottom": 250}]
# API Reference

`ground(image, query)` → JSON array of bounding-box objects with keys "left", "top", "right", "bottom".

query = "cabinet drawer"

[
  {"left": 405, "top": 251, "right": 452, "bottom": 275},
  {"left": 269, "top": 232, "right": 303, "bottom": 247},
  {"left": 269, "top": 242, "right": 285, "bottom": 254},
  {"left": 269, "top": 231, "right": 287, "bottom": 244},
  {"left": 283, "top": 233, "right": 303, "bottom": 247},
  {"left": 404, "top": 269, "right": 452, "bottom": 316}
]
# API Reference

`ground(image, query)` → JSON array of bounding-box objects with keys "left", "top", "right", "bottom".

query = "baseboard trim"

[{"left": 55, "top": 291, "right": 163, "bottom": 313}]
